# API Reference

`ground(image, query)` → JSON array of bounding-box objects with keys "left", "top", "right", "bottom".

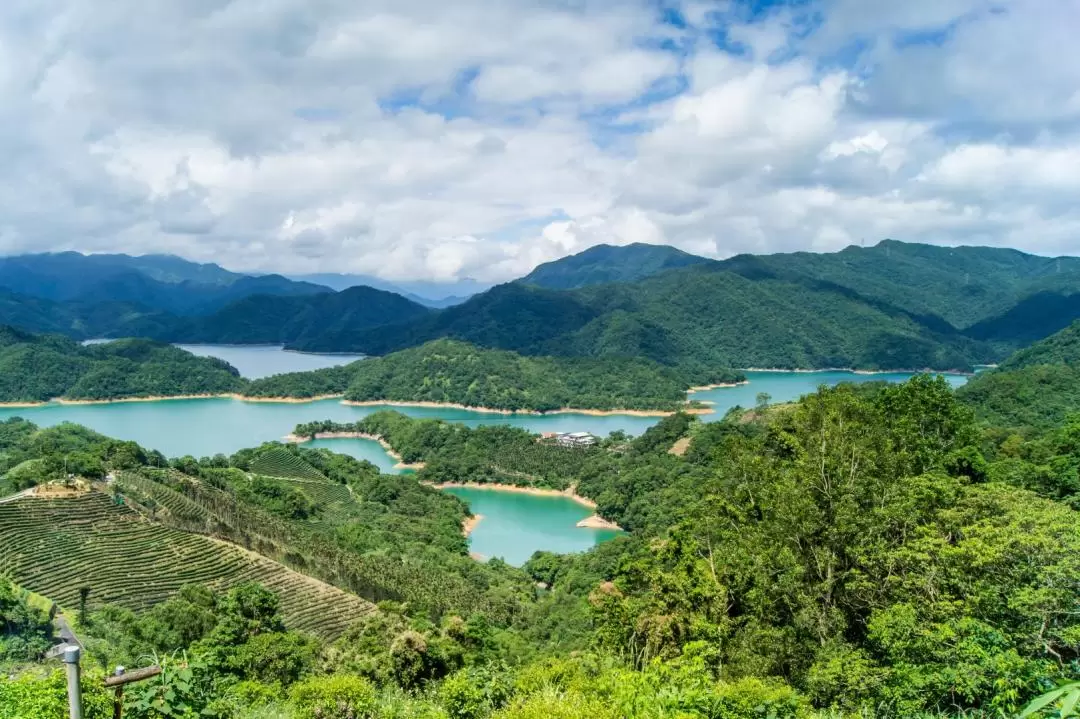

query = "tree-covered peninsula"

[
  {"left": 247, "top": 338, "right": 744, "bottom": 412},
  {"left": 0, "top": 326, "right": 244, "bottom": 403}
]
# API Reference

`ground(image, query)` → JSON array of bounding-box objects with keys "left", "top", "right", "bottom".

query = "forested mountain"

[
  {"left": 719, "top": 239, "right": 1080, "bottom": 330},
  {"left": 958, "top": 320, "right": 1080, "bottom": 430},
  {"left": 288, "top": 272, "right": 483, "bottom": 307},
  {"left": 0, "top": 326, "right": 243, "bottom": 402},
  {"left": 168, "top": 285, "right": 433, "bottom": 345},
  {"left": 296, "top": 266, "right": 992, "bottom": 371},
  {"left": 964, "top": 290, "right": 1080, "bottom": 344},
  {"left": 0, "top": 252, "right": 330, "bottom": 316},
  {"left": 520, "top": 242, "right": 712, "bottom": 290},
  {"left": 246, "top": 338, "right": 740, "bottom": 410}
]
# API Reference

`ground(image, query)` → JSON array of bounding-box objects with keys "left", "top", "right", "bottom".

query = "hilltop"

[{"left": 520, "top": 242, "right": 711, "bottom": 290}]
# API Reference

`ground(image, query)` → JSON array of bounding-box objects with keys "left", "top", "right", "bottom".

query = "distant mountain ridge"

[
  {"left": 0, "top": 252, "right": 331, "bottom": 316},
  {"left": 520, "top": 242, "right": 712, "bottom": 290},
  {"left": 293, "top": 264, "right": 993, "bottom": 372}
]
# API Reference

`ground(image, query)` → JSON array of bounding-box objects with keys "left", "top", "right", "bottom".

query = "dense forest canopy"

[
  {"left": 0, "top": 327, "right": 244, "bottom": 403},
  {"left": 958, "top": 320, "right": 1080, "bottom": 432},
  {"left": 0, "top": 329, "right": 730, "bottom": 411},
  {"left": 247, "top": 338, "right": 742, "bottom": 411},
  {"left": 303, "top": 268, "right": 994, "bottom": 371}
]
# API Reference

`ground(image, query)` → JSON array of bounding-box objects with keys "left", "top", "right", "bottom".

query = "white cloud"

[{"left": 0, "top": 0, "right": 1077, "bottom": 281}]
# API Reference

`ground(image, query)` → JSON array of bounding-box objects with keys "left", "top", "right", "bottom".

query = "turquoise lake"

[{"left": 1, "top": 345, "right": 969, "bottom": 564}]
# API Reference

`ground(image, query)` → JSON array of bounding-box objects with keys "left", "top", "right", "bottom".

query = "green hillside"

[
  {"left": 0, "top": 326, "right": 244, "bottom": 403},
  {"left": 720, "top": 239, "right": 1080, "bottom": 329},
  {"left": 306, "top": 267, "right": 991, "bottom": 371},
  {"left": 170, "top": 285, "right": 433, "bottom": 345},
  {"left": 958, "top": 321, "right": 1080, "bottom": 430},
  {"left": 0, "top": 492, "right": 372, "bottom": 639},
  {"left": 247, "top": 338, "right": 742, "bottom": 411},
  {"left": 520, "top": 242, "right": 711, "bottom": 289}
]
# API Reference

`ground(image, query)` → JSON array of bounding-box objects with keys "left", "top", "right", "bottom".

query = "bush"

[
  {"left": 289, "top": 675, "right": 377, "bottom": 719},
  {"left": 0, "top": 669, "right": 113, "bottom": 719}
]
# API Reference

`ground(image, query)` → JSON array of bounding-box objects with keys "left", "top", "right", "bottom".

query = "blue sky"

[{"left": 0, "top": 0, "right": 1076, "bottom": 281}]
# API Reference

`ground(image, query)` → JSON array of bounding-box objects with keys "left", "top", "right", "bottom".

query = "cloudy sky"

[{"left": 1, "top": 0, "right": 1077, "bottom": 282}]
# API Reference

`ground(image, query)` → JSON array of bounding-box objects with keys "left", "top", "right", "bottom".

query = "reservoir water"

[
  {"left": 442, "top": 487, "right": 622, "bottom": 566},
  {"left": 174, "top": 344, "right": 365, "bottom": 379},
  {"left": 1, "top": 345, "right": 969, "bottom": 564}
]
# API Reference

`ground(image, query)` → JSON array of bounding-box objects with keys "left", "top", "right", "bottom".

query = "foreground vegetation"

[{"left": 2, "top": 363, "right": 1079, "bottom": 716}]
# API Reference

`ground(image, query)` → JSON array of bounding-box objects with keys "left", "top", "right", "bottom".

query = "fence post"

[{"left": 62, "top": 644, "right": 83, "bottom": 719}]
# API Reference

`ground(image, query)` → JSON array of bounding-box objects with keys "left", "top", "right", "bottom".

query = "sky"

[{"left": 1, "top": 0, "right": 1078, "bottom": 282}]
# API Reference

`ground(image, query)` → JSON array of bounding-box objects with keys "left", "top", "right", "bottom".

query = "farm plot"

[
  {"left": 0, "top": 492, "right": 373, "bottom": 639},
  {"left": 249, "top": 447, "right": 326, "bottom": 481}
]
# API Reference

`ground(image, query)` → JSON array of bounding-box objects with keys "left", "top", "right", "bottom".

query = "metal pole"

[{"left": 62, "top": 644, "right": 83, "bottom": 719}]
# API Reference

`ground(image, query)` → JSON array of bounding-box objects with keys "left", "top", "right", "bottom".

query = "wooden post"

[
  {"left": 104, "top": 665, "right": 162, "bottom": 719},
  {"left": 62, "top": 645, "right": 83, "bottom": 719},
  {"left": 111, "top": 667, "right": 125, "bottom": 719}
]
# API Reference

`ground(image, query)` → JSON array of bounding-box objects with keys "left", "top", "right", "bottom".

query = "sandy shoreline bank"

[
  {"left": 50, "top": 393, "right": 345, "bottom": 406},
  {"left": 427, "top": 481, "right": 597, "bottom": 508},
  {"left": 462, "top": 514, "right": 484, "bottom": 537},
  {"left": 687, "top": 381, "right": 749, "bottom": 392},
  {"left": 576, "top": 514, "right": 621, "bottom": 530},
  {"left": 342, "top": 399, "right": 706, "bottom": 417},
  {"left": 284, "top": 431, "right": 425, "bottom": 470},
  {"left": 740, "top": 367, "right": 971, "bottom": 375}
]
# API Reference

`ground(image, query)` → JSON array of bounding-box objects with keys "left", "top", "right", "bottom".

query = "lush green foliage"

[
  {"left": 2, "top": 366, "right": 1079, "bottom": 718},
  {"left": 323, "top": 268, "right": 993, "bottom": 371},
  {"left": 959, "top": 321, "right": 1080, "bottom": 431},
  {"left": 720, "top": 239, "right": 1080, "bottom": 331},
  {"left": 295, "top": 411, "right": 604, "bottom": 490},
  {"left": 251, "top": 339, "right": 738, "bottom": 411},
  {"left": 0, "top": 326, "right": 244, "bottom": 402},
  {"left": 169, "top": 285, "right": 432, "bottom": 345}
]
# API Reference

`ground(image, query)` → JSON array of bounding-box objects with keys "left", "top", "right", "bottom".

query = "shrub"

[{"left": 289, "top": 675, "right": 377, "bottom": 719}]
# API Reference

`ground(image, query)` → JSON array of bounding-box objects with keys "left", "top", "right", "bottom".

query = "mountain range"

[{"left": 1, "top": 241, "right": 1079, "bottom": 371}]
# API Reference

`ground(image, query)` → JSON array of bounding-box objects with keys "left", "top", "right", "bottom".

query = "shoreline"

[
  {"left": 462, "top": 514, "right": 484, "bottom": 537},
  {"left": 430, "top": 482, "right": 625, "bottom": 531},
  {"left": 341, "top": 399, "right": 706, "bottom": 417},
  {"left": 740, "top": 367, "right": 972, "bottom": 376},
  {"left": 576, "top": 514, "right": 622, "bottom": 530},
  {"left": 53, "top": 393, "right": 345, "bottom": 406},
  {"left": 687, "top": 380, "right": 749, "bottom": 392},
  {"left": 284, "top": 431, "right": 426, "bottom": 470},
  {"left": 425, "top": 481, "right": 598, "bottom": 509}
]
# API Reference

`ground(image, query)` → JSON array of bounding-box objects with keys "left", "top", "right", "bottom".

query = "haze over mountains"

[{"left": 1, "top": 241, "right": 1079, "bottom": 371}]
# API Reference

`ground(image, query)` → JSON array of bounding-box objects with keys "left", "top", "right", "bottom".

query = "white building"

[{"left": 555, "top": 431, "right": 596, "bottom": 448}]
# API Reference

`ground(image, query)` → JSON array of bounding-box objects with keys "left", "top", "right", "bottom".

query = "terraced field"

[
  {"left": 0, "top": 492, "right": 374, "bottom": 639},
  {"left": 249, "top": 447, "right": 327, "bottom": 481}
]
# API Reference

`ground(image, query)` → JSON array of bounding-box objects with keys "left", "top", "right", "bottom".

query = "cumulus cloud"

[{"left": 0, "top": 0, "right": 1077, "bottom": 280}]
